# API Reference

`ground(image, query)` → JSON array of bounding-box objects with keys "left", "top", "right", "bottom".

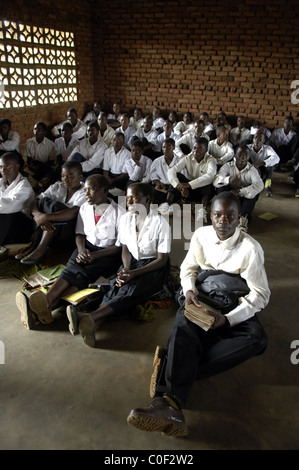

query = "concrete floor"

[{"left": 0, "top": 171, "right": 298, "bottom": 451}]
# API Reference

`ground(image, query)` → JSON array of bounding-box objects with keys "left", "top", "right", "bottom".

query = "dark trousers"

[
  {"left": 168, "top": 173, "right": 213, "bottom": 203},
  {"left": 215, "top": 185, "right": 258, "bottom": 221},
  {"left": 164, "top": 306, "right": 268, "bottom": 408},
  {"left": 0, "top": 212, "right": 33, "bottom": 245}
]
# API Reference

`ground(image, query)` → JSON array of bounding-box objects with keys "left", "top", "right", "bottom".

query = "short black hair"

[
  {"left": 62, "top": 161, "right": 83, "bottom": 174},
  {"left": 211, "top": 191, "right": 241, "bottom": 213},
  {"left": 127, "top": 182, "right": 154, "bottom": 203},
  {"left": 195, "top": 137, "right": 209, "bottom": 148},
  {"left": 0, "top": 118, "right": 12, "bottom": 128},
  {"left": 86, "top": 174, "right": 109, "bottom": 191},
  {"left": 0, "top": 151, "right": 20, "bottom": 164}
]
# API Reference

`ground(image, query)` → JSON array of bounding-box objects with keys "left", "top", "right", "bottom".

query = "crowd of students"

[{"left": 1, "top": 101, "right": 297, "bottom": 437}]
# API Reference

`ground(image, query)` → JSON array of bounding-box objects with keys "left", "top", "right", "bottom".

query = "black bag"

[
  {"left": 176, "top": 270, "right": 250, "bottom": 314},
  {"left": 75, "top": 285, "right": 110, "bottom": 313}
]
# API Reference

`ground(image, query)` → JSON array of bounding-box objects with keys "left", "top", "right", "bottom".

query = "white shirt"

[
  {"left": 103, "top": 146, "right": 131, "bottom": 174},
  {"left": 98, "top": 125, "right": 116, "bottom": 148},
  {"left": 25, "top": 137, "right": 56, "bottom": 163},
  {"left": 39, "top": 181, "right": 86, "bottom": 208},
  {"left": 213, "top": 160, "right": 264, "bottom": 199},
  {"left": 54, "top": 135, "right": 79, "bottom": 163},
  {"left": 268, "top": 128, "right": 297, "bottom": 148},
  {"left": 116, "top": 209, "right": 171, "bottom": 260},
  {"left": 129, "top": 117, "right": 144, "bottom": 130},
  {"left": 152, "top": 117, "right": 165, "bottom": 131},
  {"left": 208, "top": 139, "right": 234, "bottom": 164},
  {"left": 52, "top": 119, "right": 87, "bottom": 140},
  {"left": 156, "top": 131, "right": 179, "bottom": 152},
  {"left": 68, "top": 138, "right": 107, "bottom": 172},
  {"left": 0, "top": 131, "right": 20, "bottom": 153},
  {"left": 180, "top": 225, "right": 270, "bottom": 326},
  {"left": 229, "top": 127, "right": 251, "bottom": 146},
  {"left": 117, "top": 125, "right": 135, "bottom": 149},
  {"left": 124, "top": 155, "right": 152, "bottom": 183},
  {"left": 0, "top": 173, "right": 35, "bottom": 215},
  {"left": 175, "top": 132, "right": 210, "bottom": 158},
  {"left": 247, "top": 144, "right": 280, "bottom": 168},
  {"left": 83, "top": 111, "right": 98, "bottom": 123},
  {"left": 131, "top": 128, "right": 158, "bottom": 147},
  {"left": 150, "top": 154, "right": 181, "bottom": 185},
  {"left": 168, "top": 152, "right": 217, "bottom": 190},
  {"left": 76, "top": 198, "right": 125, "bottom": 247},
  {"left": 173, "top": 121, "right": 193, "bottom": 136}
]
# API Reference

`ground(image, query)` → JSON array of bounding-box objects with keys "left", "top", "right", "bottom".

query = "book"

[
  {"left": 61, "top": 288, "right": 99, "bottom": 305},
  {"left": 23, "top": 264, "right": 66, "bottom": 287},
  {"left": 184, "top": 301, "right": 220, "bottom": 331}
]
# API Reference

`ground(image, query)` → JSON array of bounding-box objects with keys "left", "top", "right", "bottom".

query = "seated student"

[
  {"left": 97, "top": 113, "right": 116, "bottom": 148},
  {"left": 129, "top": 108, "right": 144, "bottom": 131},
  {"left": 288, "top": 148, "right": 299, "bottom": 197},
  {"left": 150, "top": 138, "right": 181, "bottom": 205},
  {"left": 68, "top": 121, "right": 107, "bottom": 179},
  {"left": 24, "top": 121, "right": 56, "bottom": 191},
  {"left": 198, "top": 112, "right": 214, "bottom": 137},
  {"left": 208, "top": 126, "right": 234, "bottom": 167},
  {"left": 155, "top": 119, "right": 179, "bottom": 153},
  {"left": 168, "top": 110, "right": 178, "bottom": 130},
  {"left": 213, "top": 145, "right": 264, "bottom": 232},
  {"left": 103, "top": 132, "right": 131, "bottom": 192},
  {"left": 247, "top": 130, "right": 280, "bottom": 197},
  {"left": 52, "top": 108, "right": 87, "bottom": 141},
  {"left": 267, "top": 115, "right": 297, "bottom": 166},
  {"left": 54, "top": 121, "right": 79, "bottom": 165},
  {"left": 161, "top": 137, "right": 217, "bottom": 222},
  {"left": 175, "top": 119, "right": 210, "bottom": 158},
  {"left": 118, "top": 113, "right": 135, "bottom": 149},
  {"left": 152, "top": 106, "right": 165, "bottom": 133},
  {"left": 248, "top": 121, "right": 271, "bottom": 143},
  {"left": 173, "top": 112, "right": 193, "bottom": 136},
  {"left": 0, "top": 118, "right": 21, "bottom": 157},
  {"left": 124, "top": 140, "right": 152, "bottom": 185},
  {"left": 83, "top": 101, "right": 103, "bottom": 124},
  {"left": 17, "top": 161, "right": 85, "bottom": 266},
  {"left": 19, "top": 175, "right": 125, "bottom": 328},
  {"left": 127, "top": 191, "right": 270, "bottom": 438},
  {"left": 229, "top": 116, "right": 251, "bottom": 148},
  {"left": 0, "top": 152, "right": 35, "bottom": 259},
  {"left": 107, "top": 102, "right": 122, "bottom": 129},
  {"left": 130, "top": 115, "right": 159, "bottom": 160},
  {"left": 213, "top": 111, "right": 231, "bottom": 133},
  {"left": 66, "top": 182, "right": 171, "bottom": 347}
]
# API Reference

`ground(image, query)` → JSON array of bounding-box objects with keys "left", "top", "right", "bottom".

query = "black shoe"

[{"left": 127, "top": 397, "right": 188, "bottom": 437}]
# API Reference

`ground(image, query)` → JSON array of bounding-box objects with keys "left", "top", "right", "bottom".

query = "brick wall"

[
  {"left": 1, "top": 0, "right": 95, "bottom": 151},
  {"left": 93, "top": 0, "right": 299, "bottom": 130}
]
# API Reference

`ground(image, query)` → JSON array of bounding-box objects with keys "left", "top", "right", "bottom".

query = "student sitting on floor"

[
  {"left": 117, "top": 114, "right": 135, "bottom": 150},
  {"left": 0, "top": 118, "right": 22, "bottom": 158},
  {"left": 155, "top": 120, "right": 179, "bottom": 154},
  {"left": 208, "top": 126, "right": 234, "bottom": 167},
  {"left": 173, "top": 112, "right": 193, "bottom": 137},
  {"left": 124, "top": 140, "right": 152, "bottom": 185},
  {"left": 152, "top": 106, "right": 165, "bottom": 133},
  {"left": 103, "top": 132, "right": 131, "bottom": 193},
  {"left": 97, "top": 113, "right": 116, "bottom": 148},
  {"left": 24, "top": 121, "right": 57, "bottom": 192},
  {"left": 83, "top": 101, "right": 103, "bottom": 124},
  {"left": 247, "top": 130, "right": 280, "bottom": 197},
  {"left": 127, "top": 191, "right": 270, "bottom": 438},
  {"left": 129, "top": 108, "right": 144, "bottom": 131},
  {"left": 54, "top": 121, "right": 79, "bottom": 165},
  {"left": 229, "top": 116, "right": 251, "bottom": 149},
  {"left": 267, "top": 115, "right": 297, "bottom": 167},
  {"left": 159, "top": 137, "right": 217, "bottom": 223},
  {"left": 130, "top": 115, "right": 159, "bottom": 160},
  {"left": 0, "top": 152, "right": 35, "bottom": 260},
  {"left": 107, "top": 102, "right": 122, "bottom": 129},
  {"left": 213, "top": 145, "right": 264, "bottom": 232},
  {"left": 16, "top": 161, "right": 86, "bottom": 266},
  {"left": 18, "top": 175, "right": 125, "bottom": 328},
  {"left": 175, "top": 119, "right": 210, "bottom": 158},
  {"left": 68, "top": 121, "right": 107, "bottom": 179},
  {"left": 52, "top": 108, "right": 87, "bottom": 141},
  {"left": 150, "top": 138, "right": 181, "bottom": 205},
  {"left": 66, "top": 182, "right": 171, "bottom": 348}
]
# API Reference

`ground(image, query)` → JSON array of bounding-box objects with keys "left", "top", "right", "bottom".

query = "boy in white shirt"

[
  {"left": 83, "top": 101, "right": 102, "bottom": 124},
  {"left": 103, "top": 132, "right": 131, "bottom": 191},
  {"left": 173, "top": 112, "right": 193, "bottom": 136},
  {"left": 118, "top": 113, "right": 135, "bottom": 149},
  {"left": 267, "top": 116, "right": 297, "bottom": 166},
  {"left": 213, "top": 145, "right": 264, "bottom": 231},
  {"left": 124, "top": 140, "right": 152, "bottom": 185},
  {"left": 229, "top": 116, "right": 251, "bottom": 148},
  {"left": 152, "top": 106, "right": 165, "bottom": 132},
  {"left": 54, "top": 122, "right": 79, "bottom": 164},
  {"left": 130, "top": 115, "right": 159, "bottom": 160},
  {"left": 0, "top": 152, "right": 35, "bottom": 257},
  {"left": 247, "top": 130, "right": 280, "bottom": 197},
  {"left": 97, "top": 113, "right": 116, "bottom": 148},
  {"left": 208, "top": 127, "right": 234, "bottom": 166},
  {"left": 68, "top": 121, "right": 107, "bottom": 178},
  {"left": 155, "top": 120, "right": 179, "bottom": 153},
  {"left": 175, "top": 119, "right": 210, "bottom": 158},
  {"left": 127, "top": 191, "right": 270, "bottom": 437},
  {"left": 18, "top": 161, "right": 86, "bottom": 266},
  {"left": 52, "top": 108, "right": 87, "bottom": 141},
  {"left": 150, "top": 138, "right": 180, "bottom": 205},
  {"left": 129, "top": 108, "right": 144, "bottom": 130}
]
